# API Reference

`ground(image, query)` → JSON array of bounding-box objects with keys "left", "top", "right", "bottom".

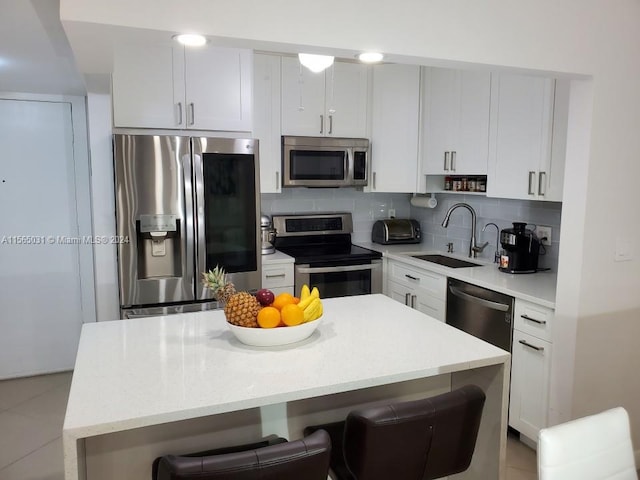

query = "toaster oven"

[{"left": 371, "top": 219, "right": 422, "bottom": 245}]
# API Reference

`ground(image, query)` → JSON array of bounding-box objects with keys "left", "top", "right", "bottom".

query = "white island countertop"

[
  {"left": 64, "top": 294, "right": 508, "bottom": 437},
  {"left": 63, "top": 294, "right": 510, "bottom": 480},
  {"left": 356, "top": 242, "right": 557, "bottom": 308}
]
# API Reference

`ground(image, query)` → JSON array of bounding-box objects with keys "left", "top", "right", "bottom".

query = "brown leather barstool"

[
  {"left": 152, "top": 429, "right": 331, "bottom": 480},
  {"left": 305, "top": 384, "right": 486, "bottom": 480}
]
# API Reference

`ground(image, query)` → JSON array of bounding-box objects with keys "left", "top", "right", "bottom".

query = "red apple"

[{"left": 255, "top": 289, "right": 275, "bottom": 306}]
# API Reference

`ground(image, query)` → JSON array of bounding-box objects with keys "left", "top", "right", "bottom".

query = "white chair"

[{"left": 538, "top": 407, "right": 638, "bottom": 480}]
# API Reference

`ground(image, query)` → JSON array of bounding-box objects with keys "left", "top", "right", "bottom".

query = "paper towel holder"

[{"left": 411, "top": 193, "right": 438, "bottom": 209}]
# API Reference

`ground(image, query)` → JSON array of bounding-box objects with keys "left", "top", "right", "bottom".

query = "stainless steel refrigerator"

[{"left": 113, "top": 134, "right": 261, "bottom": 318}]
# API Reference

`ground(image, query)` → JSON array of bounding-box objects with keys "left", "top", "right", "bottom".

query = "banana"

[
  {"left": 300, "top": 284, "right": 311, "bottom": 301},
  {"left": 310, "top": 286, "right": 320, "bottom": 299},
  {"left": 297, "top": 293, "right": 316, "bottom": 311},
  {"left": 303, "top": 298, "right": 323, "bottom": 322}
]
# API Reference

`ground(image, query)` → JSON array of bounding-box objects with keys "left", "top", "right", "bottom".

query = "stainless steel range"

[{"left": 272, "top": 213, "right": 382, "bottom": 298}]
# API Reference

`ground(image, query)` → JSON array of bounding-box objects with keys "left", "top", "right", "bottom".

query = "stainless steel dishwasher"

[{"left": 446, "top": 278, "right": 514, "bottom": 351}]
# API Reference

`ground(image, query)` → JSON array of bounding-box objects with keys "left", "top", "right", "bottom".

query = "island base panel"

[{"left": 78, "top": 367, "right": 506, "bottom": 480}]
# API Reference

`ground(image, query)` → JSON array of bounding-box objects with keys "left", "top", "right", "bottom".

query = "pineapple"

[{"left": 202, "top": 266, "right": 260, "bottom": 328}]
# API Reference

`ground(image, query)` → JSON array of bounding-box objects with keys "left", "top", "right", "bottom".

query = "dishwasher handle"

[{"left": 448, "top": 285, "right": 510, "bottom": 312}]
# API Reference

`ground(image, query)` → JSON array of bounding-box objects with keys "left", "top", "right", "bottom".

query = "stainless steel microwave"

[{"left": 281, "top": 136, "right": 369, "bottom": 187}]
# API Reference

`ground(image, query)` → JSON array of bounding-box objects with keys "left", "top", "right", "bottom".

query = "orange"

[
  {"left": 271, "top": 292, "right": 296, "bottom": 310},
  {"left": 280, "top": 304, "right": 304, "bottom": 327},
  {"left": 257, "top": 307, "right": 281, "bottom": 328},
  {"left": 292, "top": 297, "right": 300, "bottom": 304}
]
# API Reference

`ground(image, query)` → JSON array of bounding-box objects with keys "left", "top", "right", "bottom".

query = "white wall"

[{"left": 61, "top": 0, "right": 640, "bottom": 446}]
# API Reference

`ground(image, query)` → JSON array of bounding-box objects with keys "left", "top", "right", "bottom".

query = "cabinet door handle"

[
  {"left": 320, "top": 115, "right": 324, "bottom": 134},
  {"left": 177, "top": 102, "right": 183, "bottom": 125},
  {"left": 405, "top": 293, "right": 411, "bottom": 306},
  {"left": 328, "top": 115, "right": 333, "bottom": 134},
  {"left": 405, "top": 274, "right": 419, "bottom": 281},
  {"left": 451, "top": 151, "right": 456, "bottom": 171},
  {"left": 528, "top": 171, "right": 536, "bottom": 195},
  {"left": 519, "top": 339, "right": 544, "bottom": 352},
  {"left": 411, "top": 294, "right": 417, "bottom": 308},
  {"left": 521, "top": 314, "right": 547, "bottom": 325},
  {"left": 275, "top": 172, "right": 280, "bottom": 189},
  {"left": 538, "top": 171, "right": 546, "bottom": 196},
  {"left": 189, "top": 103, "right": 195, "bottom": 126},
  {"left": 265, "top": 273, "right": 286, "bottom": 278},
  {"left": 444, "top": 151, "right": 450, "bottom": 171}
]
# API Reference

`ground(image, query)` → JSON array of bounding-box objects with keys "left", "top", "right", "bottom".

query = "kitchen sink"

[{"left": 411, "top": 254, "right": 482, "bottom": 268}]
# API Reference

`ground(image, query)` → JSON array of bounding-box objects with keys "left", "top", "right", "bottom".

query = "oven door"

[{"left": 294, "top": 260, "right": 382, "bottom": 298}]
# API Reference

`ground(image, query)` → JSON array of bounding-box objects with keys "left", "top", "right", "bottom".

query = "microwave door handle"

[
  {"left": 448, "top": 285, "right": 510, "bottom": 312},
  {"left": 296, "top": 263, "right": 381, "bottom": 274}
]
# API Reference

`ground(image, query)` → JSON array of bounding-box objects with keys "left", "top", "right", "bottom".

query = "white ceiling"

[{"left": 0, "top": 0, "right": 85, "bottom": 95}]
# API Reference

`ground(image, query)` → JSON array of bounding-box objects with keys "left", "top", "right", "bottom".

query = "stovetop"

[{"left": 275, "top": 242, "right": 381, "bottom": 265}]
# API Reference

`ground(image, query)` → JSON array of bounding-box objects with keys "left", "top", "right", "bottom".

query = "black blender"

[{"left": 499, "top": 222, "right": 541, "bottom": 273}]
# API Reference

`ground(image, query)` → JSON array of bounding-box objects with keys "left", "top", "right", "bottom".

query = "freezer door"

[
  {"left": 113, "top": 134, "right": 195, "bottom": 307},
  {"left": 192, "top": 137, "right": 262, "bottom": 299}
]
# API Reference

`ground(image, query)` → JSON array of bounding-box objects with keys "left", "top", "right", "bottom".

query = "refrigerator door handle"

[{"left": 192, "top": 147, "right": 207, "bottom": 300}]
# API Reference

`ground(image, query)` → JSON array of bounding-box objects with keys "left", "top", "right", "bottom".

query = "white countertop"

[
  {"left": 356, "top": 242, "right": 557, "bottom": 308},
  {"left": 63, "top": 294, "right": 509, "bottom": 439},
  {"left": 261, "top": 250, "right": 294, "bottom": 265}
]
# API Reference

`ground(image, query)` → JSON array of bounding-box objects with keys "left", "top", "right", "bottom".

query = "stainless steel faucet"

[
  {"left": 441, "top": 203, "right": 488, "bottom": 258},
  {"left": 482, "top": 222, "right": 501, "bottom": 263}
]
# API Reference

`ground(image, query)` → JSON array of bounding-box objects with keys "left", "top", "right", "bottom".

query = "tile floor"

[{"left": 0, "top": 372, "right": 537, "bottom": 479}]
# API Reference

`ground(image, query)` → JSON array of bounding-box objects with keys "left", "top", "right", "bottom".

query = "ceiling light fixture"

[
  {"left": 357, "top": 52, "right": 384, "bottom": 63},
  {"left": 298, "top": 53, "right": 334, "bottom": 73},
  {"left": 174, "top": 34, "right": 207, "bottom": 47}
]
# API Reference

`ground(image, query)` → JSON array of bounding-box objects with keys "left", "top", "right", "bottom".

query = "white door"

[
  {"left": 487, "top": 73, "right": 555, "bottom": 199},
  {"left": 0, "top": 99, "right": 83, "bottom": 378},
  {"left": 370, "top": 64, "right": 420, "bottom": 192},
  {"left": 281, "top": 56, "right": 326, "bottom": 136},
  {"left": 253, "top": 53, "right": 282, "bottom": 193},
  {"left": 422, "top": 67, "right": 458, "bottom": 174},
  {"left": 325, "top": 61, "right": 369, "bottom": 137},
  {"left": 185, "top": 46, "right": 253, "bottom": 131},
  {"left": 112, "top": 43, "right": 180, "bottom": 128}
]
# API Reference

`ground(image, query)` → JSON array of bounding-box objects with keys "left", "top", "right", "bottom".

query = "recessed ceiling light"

[
  {"left": 174, "top": 34, "right": 207, "bottom": 47},
  {"left": 298, "top": 53, "right": 335, "bottom": 73},
  {"left": 357, "top": 52, "right": 384, "bottom": 63}
]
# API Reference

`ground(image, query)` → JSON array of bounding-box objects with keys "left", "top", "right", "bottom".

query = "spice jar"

[{"left": 468, "top": 178, "right": 477, "bottom": 192}]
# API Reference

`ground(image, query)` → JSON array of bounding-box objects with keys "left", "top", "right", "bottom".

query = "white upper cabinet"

[
  {"left": 421, "top": 68, "right": 491, "bottom": 176},
  {"left": 183, "top": 46, "right": 253, "bottom": 131},
  {"left": 253, "top": 53, "right": 282, "bottom": 193},
  {"left": 487, "top": 73, "right": 565, "bottom": 201},
  {"left": 112, "top": 44, "right": 178, "bottom": 129},
  {"left": 112, "top": 44, "right": 252, "bottom": 132},
  {"left": 281, "top": 57, "right": 368, "bottom": 137},
  {"left": 369, "top": 64, "right": 421, "bottom": 193}
]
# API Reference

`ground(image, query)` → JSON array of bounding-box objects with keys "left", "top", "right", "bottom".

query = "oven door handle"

[
  {"left": 296, "top": 263, "right": 381, "bottom": 274},
  {"left": 448, "top": 285, "right": 510, "bottom": 312}
]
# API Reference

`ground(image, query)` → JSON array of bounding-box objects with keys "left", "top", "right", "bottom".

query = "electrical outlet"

[
  {"left": 537, "top": 225, "right": 552, "bottom": 246},
  {"left": 388, "top": 209, "right": 396, "bottom": 218}
]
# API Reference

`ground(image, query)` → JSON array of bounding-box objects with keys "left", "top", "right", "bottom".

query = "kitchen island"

[{"left": 63, "top": 294, "right": 510, "bottom": 479}]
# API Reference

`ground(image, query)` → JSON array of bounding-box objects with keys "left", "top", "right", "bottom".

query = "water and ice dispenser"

[{"left": 136, "top": 214, "right": 182, "bottom": 279}]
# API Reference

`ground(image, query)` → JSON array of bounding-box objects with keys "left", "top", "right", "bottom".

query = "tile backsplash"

[
  {"left": 261, "top": 188, "right": 411, "bottom": 243},
  {"left": 261, "top": 190, "right": 562, "bottom": 271},
  {"left": 409, "top": 193, "right": 562, "bottom": 270}
]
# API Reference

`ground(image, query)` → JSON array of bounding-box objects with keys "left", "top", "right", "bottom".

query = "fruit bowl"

[{"left": 227, "top": 317, "right": 323, "bottom": 347}]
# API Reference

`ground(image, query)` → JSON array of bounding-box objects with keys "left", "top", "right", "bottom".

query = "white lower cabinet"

[
  {"left": 509, "top": 299, "right": 554, "bottom": 442},
  {"left": 261, "top": 262, "right": 294, "bottom": 296},
  {"left": 384, "top": 260, "right": 446, "bottom": 321}
]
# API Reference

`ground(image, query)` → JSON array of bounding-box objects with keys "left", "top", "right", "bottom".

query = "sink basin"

[{"left": 411, "top": 254, "right": 482, "bottom": 268}]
